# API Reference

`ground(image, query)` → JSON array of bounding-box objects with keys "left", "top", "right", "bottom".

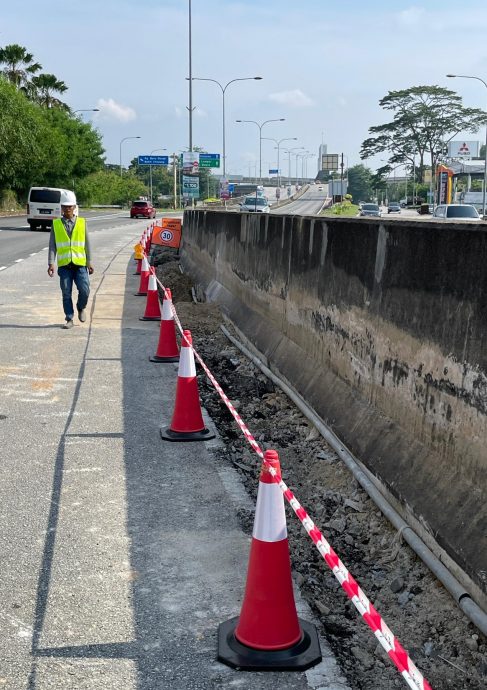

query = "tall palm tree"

[
  {"left": 30, "top": 73, "right": 69, "bottom": 109},
  {"left": 0, "top": 43, "right": 42, "bottom": 88}
]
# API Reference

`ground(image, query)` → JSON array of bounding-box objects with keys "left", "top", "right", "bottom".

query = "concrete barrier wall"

[{"left": 181, "top": 210, "right": 487, "bottom": 600}]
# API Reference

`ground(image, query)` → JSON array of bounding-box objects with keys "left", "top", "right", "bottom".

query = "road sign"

[
  {"left": 199, "top": 153, "right": 221, "bottom": 169},
  {"left": 138, "top": 155, "right": 169, "bottom": 165},
  {"left": 321, "top": 154, "right": 339, "bottom": 171},
  {"left": 269, "top": 168, "right": 279, "bottom": 174},
  {"left": 183, "top": 175, "right": 199, "bottom": 198}
]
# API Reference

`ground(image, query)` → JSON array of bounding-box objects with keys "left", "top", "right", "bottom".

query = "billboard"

[
  {"left": 321, "top": 154, "right": 339, "bottom": 171},
  {"left": 182, "top": 151, "right": 199, "bottom": 174},
  {"left": 447, "top": 141, "right": 480, "bottom": 158},
  {"left": 182, "top": 175, "right": 199, "bottom": 199}
]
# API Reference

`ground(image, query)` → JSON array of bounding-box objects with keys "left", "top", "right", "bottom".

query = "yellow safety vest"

[{"left": 53, "top": 217, "right": 87, "bottom": 267}]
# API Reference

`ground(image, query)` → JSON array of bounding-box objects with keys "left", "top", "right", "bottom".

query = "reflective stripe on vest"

[{"left": 53, "top": 218, "right": 87, "bottom": 267}]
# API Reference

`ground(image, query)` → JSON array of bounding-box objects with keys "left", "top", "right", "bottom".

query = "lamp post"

[
  {"left": 295, "top": 151, "right": 309, "bottom": 184},
  {"left": 447, "top": 73, "right": 487, "bottom": 217},
  {"left": 283, "top": 147, "right": 304, "bottom": 186},
  {"left": 188, "top": 77, "right": 262, "bottom": 178},
  {"left": 149, "top": 148, "right": 167, "bottom": 204},
  {"left": 236, "top": 118, "right": 285, "bottom": 183},
  {"left": 73, "top": 108, "right": 99, "bottom": 114},
  {"left": 119, "top": 136, "right": 141, "bottom": 177},
  {"left": 262, "top": 137, "right": 297, "bottom": 187}
]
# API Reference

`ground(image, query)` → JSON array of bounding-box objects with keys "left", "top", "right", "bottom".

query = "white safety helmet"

[{"left": 60, "top": 189, "right": 77, "bottom": 206}]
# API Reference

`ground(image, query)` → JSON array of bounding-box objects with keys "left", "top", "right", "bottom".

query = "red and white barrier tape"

[{"left": 147, "top": 260, "right": 432, "bottom": 690}]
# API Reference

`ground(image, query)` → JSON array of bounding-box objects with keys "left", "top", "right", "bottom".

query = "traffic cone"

[
  {"left": 135, "top": 255, "right": 150, "bottom": 296},
  {"left": 160, "top": 330, "right": 215, "bottom": 441},
  {"left": 139, "top": 269, "right": 161, "bottom": 321},
  {"left": 218, "top": 449, "right": 321, "bottom": 671},
  {"left": 134, "top": 258, "right": 142, "bottom": 275},
  {"left": 150, "top": 289, "right": 180, "bottom": 362}
]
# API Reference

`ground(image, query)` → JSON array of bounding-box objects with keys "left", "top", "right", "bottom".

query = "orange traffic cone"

[
  {"left": 134, "top": 258, "right": 142, "bottom": 275},
  {"left": 150, "top": 289, "right": 180, "bottom": 363},
  {"left": 139, "top": 269, "right": 161, "bottom": 321},
  {"left": 218, "top": 449, "right": 321, "bottom": 671},
  {"left": 135, "top": 255, "right": 150, "bottom": 295},
  {"left": 160, "top": 330, "right": 215, "bottom": 441}
]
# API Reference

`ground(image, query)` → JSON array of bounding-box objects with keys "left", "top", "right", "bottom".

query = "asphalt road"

[
  {"left": 271, "top": 184, "right": 329, "bottom": 215},
  {"left": 0, "top": 214, "right": 348, "bottom": 690},
  {"left": 0, "top": 211, "right": 139, "bottom": 271}
]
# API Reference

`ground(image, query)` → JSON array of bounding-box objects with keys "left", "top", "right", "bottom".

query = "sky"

[{"left": 2, "top": 0, "right": 487, "bottom": 177}]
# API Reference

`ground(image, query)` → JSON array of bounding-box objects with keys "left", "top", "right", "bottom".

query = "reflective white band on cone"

[
  {"left": 162, "top": 296, "right": 173, "bottom": 320},
  {"left": 253, "top": 483, "right": 287, "bottom": 542},
  {"left": 178, "top": 344, "right": 196, "bottom": 378},
  {"left": 141, "top": 256, "right": 150, "bottom": 272},
  {"left": 148, "top": 273, "right": 157, "bottom": 291}
]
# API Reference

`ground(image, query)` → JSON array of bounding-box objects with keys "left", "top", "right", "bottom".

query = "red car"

[{"left": 130, "top": 200, "right": 156, "bottom": 219}]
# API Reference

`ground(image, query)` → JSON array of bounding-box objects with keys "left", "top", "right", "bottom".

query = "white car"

[
  {"left": 240, "top": 196, "right": 270, "bottom": 213},
  {"left": 432, "top": 204, "right": 482, "bottom": 222}
]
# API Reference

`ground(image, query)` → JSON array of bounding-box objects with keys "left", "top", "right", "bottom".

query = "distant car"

[
  {"left": 431, "top": 204, "right": 481, "bottom": 222},
  {"left": 360, "top": 203, "right": 382, "bottom": 217},
  {"left": 240, "top": 196, "right": 270, "bottom": 213},
  {"left": 387, "top": 203, "right": 401, "bottom": 214},
  {"left": 318, "top": 186, "right": 323, "bottom": 191},
  {"left": 130, "top": 200, "right": 156, "bottom": 219}
]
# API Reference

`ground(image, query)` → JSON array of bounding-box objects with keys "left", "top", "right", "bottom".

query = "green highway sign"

[{"left": 199, "top": 153, "right": 221, "bottom": 168}]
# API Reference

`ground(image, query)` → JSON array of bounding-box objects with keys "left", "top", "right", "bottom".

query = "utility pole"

[
  {"left": 340, "top": 153, "right": 344, "bottom": 202},
  {"left": 173, "top": 154, "right": 178, "bottom": 210}
]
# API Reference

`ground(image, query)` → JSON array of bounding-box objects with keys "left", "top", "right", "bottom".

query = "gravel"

[{"left": 156, "top": 254, "right": 487, "bottom": 690}]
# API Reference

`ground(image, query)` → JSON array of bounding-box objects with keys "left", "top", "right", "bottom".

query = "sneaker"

[
  {"left": 78, "top": 309, "right": 86, "bottom": 323},
  {"left": 62, "top": 320, "right": 74, "bottom": 329}
]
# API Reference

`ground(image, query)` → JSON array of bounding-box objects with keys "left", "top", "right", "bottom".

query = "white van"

[{"left": 27, "top": 187, "right": 77, "bottom": 231}]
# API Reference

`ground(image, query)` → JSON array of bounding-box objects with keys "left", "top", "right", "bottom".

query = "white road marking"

[
  {"left": 15, "top": 259, "right": 23, "bottom": 263},
  {"left": 0, "top": 266, "right": 6, "bottom": 271},
  {"left": 29, "top": 252, "right": 37, "bottom": 256}
]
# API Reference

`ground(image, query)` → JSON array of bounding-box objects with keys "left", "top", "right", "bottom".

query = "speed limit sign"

[{"left": 161, "top": 230, "right": 173, "bottom": 242}]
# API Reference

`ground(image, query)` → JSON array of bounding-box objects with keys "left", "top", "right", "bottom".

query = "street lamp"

[
  {"left": 262, "top": 137, "right": 297, "bottom": 187},
  {"left": 447, "top": 73, "right": 487, "bottom": 217},
  {"left": 149, "top": 148, "right": 167, "bottom": 204},
  {"left": 119, "top": 136, "right": 141, "bottom": 177},
  {"left": 73, "top": 108, "right": 100, "bottom": 114},
  {"left": 295, "top": 151, "right": 309, "bottom": 184},
  {"left": 236, "top": 118, "right": 285, "bottom": 183},
  {"left": 187, "top": 76, "right": 262, "bottom": 177},
  {"left": 282, "top": 147, "right": 304, "bottom": 185}
]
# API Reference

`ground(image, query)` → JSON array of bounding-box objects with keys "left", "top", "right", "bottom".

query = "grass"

[{"left": 321, "top": 203, "right": 360, "bottom": 218}]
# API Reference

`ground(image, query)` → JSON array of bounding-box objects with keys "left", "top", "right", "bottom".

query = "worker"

[{"left": 47, "top": 190, "right": 94, "bottom": 329}]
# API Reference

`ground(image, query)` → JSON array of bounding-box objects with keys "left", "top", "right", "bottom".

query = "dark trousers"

[{"left": 58, "top": 265, "right": 90, "bottom": 321}]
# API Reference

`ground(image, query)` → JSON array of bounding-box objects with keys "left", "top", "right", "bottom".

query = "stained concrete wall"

[{"left": 181, "top": 210, "right": 487, "bottom": 601}]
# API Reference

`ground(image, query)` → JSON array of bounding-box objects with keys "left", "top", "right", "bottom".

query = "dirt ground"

[{"left": 155, "top": 253, "right": 487, "bottom": 690}]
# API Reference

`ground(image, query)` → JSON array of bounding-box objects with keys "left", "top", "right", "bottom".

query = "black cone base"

[
  {"left": 139, "top": 316, "right": 161, "bottom": 321},
  {"left": 149, "top": 354, "right": 179, "bottom": 363},
  {"left": 160, "top": 426, "right": 216, "bottom": 442},
  {"left": 217, "top": 617, "right": 321, "bottom": 672},
  {"left": 134, "top": 291, "right": 147, "bottom": 296}
]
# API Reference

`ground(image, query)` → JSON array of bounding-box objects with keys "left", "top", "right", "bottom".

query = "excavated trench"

[{"left": 155, "top": 253, "right": 486, "bottom": 690}]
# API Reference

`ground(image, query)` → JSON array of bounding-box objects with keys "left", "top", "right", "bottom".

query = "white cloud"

[
  {"left": 195, "top": 108, "right": 208, "bottom": 118},
  {"left": 174, "top": 106, "right": 183, "bottom": 119},
  {"left": 268, "top": 89, "right": 314, "bottom": 108},
  {"left": 96, "top": 98, "right": 136, "bottom": 123},
  {"left": 397, "top": 6, "right": 426, "bottom": 26}
]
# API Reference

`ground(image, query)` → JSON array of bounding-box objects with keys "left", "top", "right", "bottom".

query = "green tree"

[
  {"left": 30, "top": 73, "right": 69, "bottom": 109},
  {"left": 360, "top": 86, "right": 487, "bottom": 177},
  {"left": 347, "top": 164, "right": 374, "bottom": 202},
  {"left": 0, "top": 78, "right": 50, "bottom": 192},
  {"left": 76, "top": 170, "right": 146, "bottom": 206},
  {"left": 0, "top": 44, "right": 41, "bottom": 88}
]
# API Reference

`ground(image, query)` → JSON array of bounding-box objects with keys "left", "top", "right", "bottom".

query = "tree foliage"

[
  {"left": 76, "top": 171, "right": 147, "bottom": 206},
  {"left": 347, "top": 164, "right": 374, "bottom": 202},
  {"left": 30, "top": 73, "right": 69, "bottom": 109},
  {"left": 0, "top": 43, "right": 41, "bottom": 88},
  {"left": 0, "top": 76, "right": 105, "bottom": 197},
  {"left": 360, "top": 85, "right": 487, "bottom": 175}
]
